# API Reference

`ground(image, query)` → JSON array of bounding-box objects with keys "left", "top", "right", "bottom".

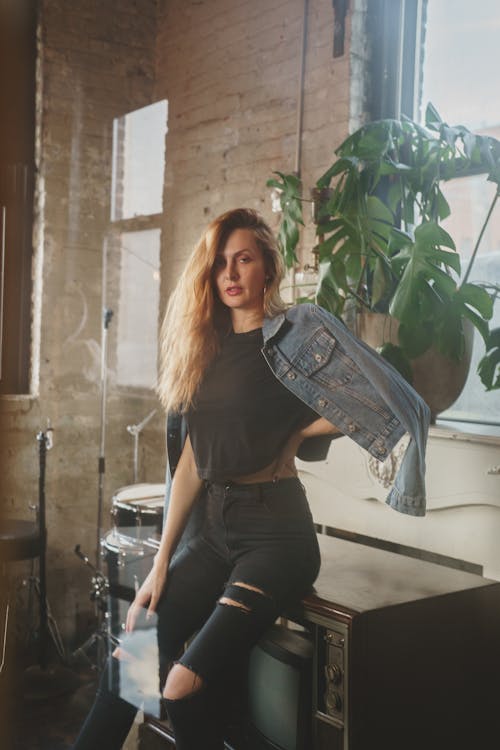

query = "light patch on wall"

[
  {"left": 115, "top": 229, "right": 160, "bottom": 389},
  {"left": 111, "top": 100, "right": 168, "bottom": 220}
]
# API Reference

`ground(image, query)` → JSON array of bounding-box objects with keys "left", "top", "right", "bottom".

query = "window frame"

[
  {"left": 0, "top": 0, "right": 37, "bottom": 395},
  {"left": 365, "top": 0, "right": 500, "bottom": 427}
]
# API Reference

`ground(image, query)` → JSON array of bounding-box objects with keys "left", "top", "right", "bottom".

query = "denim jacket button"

[
  {"left": 287, "top": 372, "right": 296, "bottom": 380},
  {"left": 347, "top": 423, "right": 357, "bottom": 433},
  {"left": 314, "top": 353, "right": 322, "bottom": 362},
  {"left": 318, "top": 398, "right": 327, "bottom": 408}
]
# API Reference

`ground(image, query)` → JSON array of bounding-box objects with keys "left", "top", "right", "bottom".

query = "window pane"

[
  {"left": 419, "top": 1, "right": 500, "bottom": 424},
  {"left": 111, "top": 100, "right": 168, "bottom": 220},
  {"left": 421, "top": 0, "right": 500, "bottom": 130},
  {"left": 439, "top": 177, "right": 500, "bottom": 424},
  {"left": 115, "top": 229, "right": 161, "bottom": 389}
]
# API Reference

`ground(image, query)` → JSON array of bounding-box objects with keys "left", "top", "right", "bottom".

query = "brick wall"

[
  {"left": 0, "top": 0, "right": 165, "bottom": 646},
  {"left": 1, "top": 0, "right": 357, "bottom": 648},
  {"left": 154, "top": 0, "right": 353, "bottom": 297}
]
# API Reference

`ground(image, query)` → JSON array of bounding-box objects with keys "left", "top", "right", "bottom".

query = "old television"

[{"left": 245, "top": 624, "right": 313, "bottom": 750}]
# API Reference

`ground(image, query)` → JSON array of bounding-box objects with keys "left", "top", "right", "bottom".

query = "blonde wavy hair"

[{"left": 157, "top": 208, "right": 286, "bottom": 413}]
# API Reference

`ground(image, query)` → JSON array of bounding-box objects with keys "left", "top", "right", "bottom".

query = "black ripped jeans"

[{"left": 72, "top": 477, "right": 320, "bottom": 750}]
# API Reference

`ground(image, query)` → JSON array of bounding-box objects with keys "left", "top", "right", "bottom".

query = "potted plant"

[{"left": 268, "top": 104, "right": 500, "bottom": 418}]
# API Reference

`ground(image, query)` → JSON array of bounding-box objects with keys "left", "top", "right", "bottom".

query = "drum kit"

[
  {"left": 73, "top": 482, "right": 165, "bottom": 668},
  {"left": 103, "top": 482, "right": 164, "bottom": 603},
  {"left": 72, "top": 307, "right": 164, "bottom": 668}
]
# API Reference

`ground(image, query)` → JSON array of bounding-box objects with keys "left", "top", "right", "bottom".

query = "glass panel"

[
  {"left": 114, "top": 228, "right": 161, "bottom": 389},
  {"left": 439, "top": 177, "right": 500, "bottom": 424},
  {"left": 419, "top": 2, "right": 500, "bottom": 423},
  {"left": 421, "top": 0, "right": 500, "bottom": 130},
  {"left": 111, "top": 100, "right": 168, "bottom": 220}
]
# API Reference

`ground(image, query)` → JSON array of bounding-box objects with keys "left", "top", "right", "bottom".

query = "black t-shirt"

[{"left": 186, "top": 328, "right": 318, "bottom": 481}]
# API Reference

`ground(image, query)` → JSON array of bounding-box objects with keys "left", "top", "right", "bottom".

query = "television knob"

[
  {"left": 325, "top": 664, "right": 342, "bottom": 685},
  {"left": 326, "top": 688, "right": 342, "bottom": 713}
]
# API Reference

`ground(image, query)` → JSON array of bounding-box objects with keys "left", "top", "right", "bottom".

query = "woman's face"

[{"left": 213, "top": 228, "right": 268, "bottom": 315}]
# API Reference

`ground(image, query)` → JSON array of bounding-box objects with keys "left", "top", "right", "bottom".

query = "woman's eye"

[
  {"left": 214, "top": 257, "right": 225, "bottom": 269},
  {"left": 239, "top": 256, "right": 251, "bottom": 263}
]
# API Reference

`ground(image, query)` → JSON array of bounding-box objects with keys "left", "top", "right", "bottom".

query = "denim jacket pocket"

[{"left": 292, "top": 327, "right": 343, "bottom": 377}]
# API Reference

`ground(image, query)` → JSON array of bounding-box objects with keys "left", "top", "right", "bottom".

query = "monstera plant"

[{"left": 268, "top": 105, "right": 500, "bottom": 412}]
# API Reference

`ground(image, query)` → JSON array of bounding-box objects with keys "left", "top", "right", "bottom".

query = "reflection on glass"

[
  {"left": 116, "top": 229, "right": 160, "bottom": 388},
  {"left": 106, "top": 605, "right": 162, "bottom": 717},
  {"left": 111, "top": 100, "right": 168, "bottom": 220}
]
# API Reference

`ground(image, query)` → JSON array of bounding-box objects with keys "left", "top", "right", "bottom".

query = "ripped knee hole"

[
  {"left": 217, "top": 581, "right": 272, "bottom": 613},
  {"left": 163, "top": 663, "right": 203, "bottom": 701}
]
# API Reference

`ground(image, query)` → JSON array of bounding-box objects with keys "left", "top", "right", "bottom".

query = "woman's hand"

[{"left": 125, "top": 553, "right": 168, "bottom": 633}]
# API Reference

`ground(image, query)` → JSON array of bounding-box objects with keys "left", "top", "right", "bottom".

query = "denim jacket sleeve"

[{"left": 262, "top": 304, "right": 431, "bottom": 517}]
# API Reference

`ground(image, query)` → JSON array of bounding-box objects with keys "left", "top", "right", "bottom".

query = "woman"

[{"left": 73, "top": 208, "right": 429, "bottom": 750}]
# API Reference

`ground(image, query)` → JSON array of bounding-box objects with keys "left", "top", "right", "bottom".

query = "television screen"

[{"left": 247, "top": 624, "right": 313, "bottom": 750}]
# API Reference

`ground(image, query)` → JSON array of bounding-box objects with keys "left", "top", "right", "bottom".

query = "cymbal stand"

[
  {"left": 96, "top": 307, "right": 113, "bottom": 570},
  {"left": 71, "top": 544, "right": 119, "bottom": 670},
  {"left": 126, "top": 409, "right": 157, "bottom": 483}
]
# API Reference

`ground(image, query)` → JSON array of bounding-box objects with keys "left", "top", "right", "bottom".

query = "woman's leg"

[
  {"left": 161, "top": 479, "right": 320, "bottom": 750},
  {"left": 72, "top": 666, "right": 138, "bottom": 750},
  {"left": 162, "top": 580, "right": 280, "bottom": 750}
]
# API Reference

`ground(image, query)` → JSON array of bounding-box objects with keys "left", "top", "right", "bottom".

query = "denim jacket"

[{"left": 165, "top": 303, "right": 430, "bottom": 520}]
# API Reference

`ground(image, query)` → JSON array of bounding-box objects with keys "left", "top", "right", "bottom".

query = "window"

[
  {"left": 368, "top": 0, "right": 500, "bottom": 424},
  {"left": 106, "top": 100, "right": 167, "bottom": 391}
]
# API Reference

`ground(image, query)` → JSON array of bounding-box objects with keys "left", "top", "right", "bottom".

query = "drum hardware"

[
  {"left": 126, "top": 409, "right": 158, "bottom": 483},
  {"left": 96, "top": 306, "right": 113, "bottom": 570},
  {"left": 70, "top": 306, "right": 113, "bottom": 672},
  {"left": 21, "top": 426, "right": 78, "bottom": 699},
  {"left": 71, "top": 543, "right": 120, "bottom": 667},
  {"left": 110, "top": 483, "right": 165, "bottom": 543}
]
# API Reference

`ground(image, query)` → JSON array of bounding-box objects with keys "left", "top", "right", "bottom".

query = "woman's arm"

[
  {"left": 155, "top": 432, "right": 203, "bottom": 569},
  {"left": 273, "top": 417, "right": 341, "bottom": 480},
  {"left": 125, "top": 434, "right": 202, "bottom": 630}
]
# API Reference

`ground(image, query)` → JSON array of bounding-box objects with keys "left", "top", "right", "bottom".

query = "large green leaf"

[
  {"left": 315, "top": 258, "right": 349, "bottom": 317},
  {"left": 267, "top": 172, "right": 304, "bottom": 267},
  {"left": 389, "top": 222, "right": 461, "bottom": 324},
  {"left": 457, "top": 282, "right": 494, "bottom": 321},
  {"left": 478, "top": 328, "right": 500, "bottom": 390},
  {"left": 316, "top": 157, "right": 358, "bottom": 189}
]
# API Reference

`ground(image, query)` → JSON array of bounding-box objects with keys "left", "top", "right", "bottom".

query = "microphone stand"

[
  {"left": 37, "top": 429, "right": 49, "bottom": 671},
  {"left": 71, "top": 307, "right": 114, "bottom": 672},
  {"left": 96, "top": 307, "right": 113, "bottom": 569}
]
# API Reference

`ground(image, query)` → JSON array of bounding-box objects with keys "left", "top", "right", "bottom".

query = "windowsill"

[
  {"left": 431, "top": 419, "right": 500, "bottom": 445},
  {"left": 0, "top": 393, "right": 37, "bottom": 413}
]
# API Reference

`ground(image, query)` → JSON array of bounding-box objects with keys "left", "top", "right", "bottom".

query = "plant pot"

[{"left": 356, "top": 312, "right": 474, "bottom": 422}]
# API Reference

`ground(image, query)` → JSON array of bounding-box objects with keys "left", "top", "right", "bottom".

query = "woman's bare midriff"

[{"left": 228, "top": 457, "right": 298, "bottom": 484}]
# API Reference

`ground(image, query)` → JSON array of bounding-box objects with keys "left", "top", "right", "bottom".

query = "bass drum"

[
  {"left": 110, "top": 483, "right": 165, "bottom": 542},
  {"left": 102, "top": 529, "right": 159, "bottom": 636}
]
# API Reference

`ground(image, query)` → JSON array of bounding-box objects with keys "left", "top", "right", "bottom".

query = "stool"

[{"left": 0, "top": 519, "right": 41, "bottom": 674}]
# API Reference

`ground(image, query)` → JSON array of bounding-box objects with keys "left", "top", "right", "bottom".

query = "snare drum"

[
  {"left": 102, "top": 529, "right": 159, "bottom": 635},
  {"left": 111, "top": 483, "right": 165, "bottom": 541}
]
